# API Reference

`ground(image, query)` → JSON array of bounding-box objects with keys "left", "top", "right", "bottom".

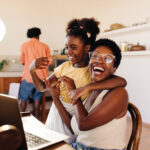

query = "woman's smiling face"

[{"left": 89, "top": 46, "right": 116, "bottom": 82}]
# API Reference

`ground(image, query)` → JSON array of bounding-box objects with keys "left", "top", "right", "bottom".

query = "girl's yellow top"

[{"left": 54, "top": 61, "right": 91, "bottom": 103}]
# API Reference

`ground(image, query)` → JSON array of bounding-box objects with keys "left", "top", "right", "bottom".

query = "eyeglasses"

[{"left": 89, "top": 52, "right": 115, "bottom": 64}]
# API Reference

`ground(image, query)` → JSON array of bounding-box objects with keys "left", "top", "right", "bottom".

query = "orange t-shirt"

[{"left": 20, "top": 38, "right": 52, "bottom": 83}]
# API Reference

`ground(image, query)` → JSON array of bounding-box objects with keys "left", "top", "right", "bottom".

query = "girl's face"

[
  {"left": 65, "top": 36, "right": 90, "bottom": 68},
  {"left": 89, "top": 46, "right": 116, "bottom": 82}
]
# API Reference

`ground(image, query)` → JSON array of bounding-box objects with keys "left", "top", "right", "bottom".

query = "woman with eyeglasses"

[
  {"left": 48, "top": 39, "right": 128, "bottom": 150},
  {"left": 30, "top": 18, "right": 127, "bottom": 144}
]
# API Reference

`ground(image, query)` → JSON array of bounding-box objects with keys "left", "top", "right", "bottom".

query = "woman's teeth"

[{"left": 93, "top": 66, "right": 104, "bottom": 72}]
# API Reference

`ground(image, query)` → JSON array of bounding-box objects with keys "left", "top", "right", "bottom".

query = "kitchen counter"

[
  {"left": 0, "top": 72, "right": 22, "bottom": 77},
  {"left": 0, "top": 71, "right": 53, "bottom": 96},
  {"left": 0, "top": 71, "right": 53, "bottom": 77},
  {"left": 53, "top": 55, "right": 68, "bottom": 60}
]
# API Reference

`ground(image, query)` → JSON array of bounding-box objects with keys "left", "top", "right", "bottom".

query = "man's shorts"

[{"left": 19, "top": 79, "right": 43, "bottom": 101}]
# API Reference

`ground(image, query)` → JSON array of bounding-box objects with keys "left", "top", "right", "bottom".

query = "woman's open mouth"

[{"left": 93, "top": 66, "right": 104, "bottom": 75}]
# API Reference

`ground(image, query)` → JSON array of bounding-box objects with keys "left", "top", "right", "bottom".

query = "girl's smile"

[{"left": 65, "top": 36, "right": 89, "bottom": 68}]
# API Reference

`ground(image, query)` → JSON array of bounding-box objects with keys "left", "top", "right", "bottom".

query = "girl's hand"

[
  {"left": 59, "top": 76, "right": 76, "bottom": 92},
  {"left": 29, "top": 57, "right": 49, "bottom": 72},
  {"left": 45, "top": 79, "right": 60, "bottom": 100},
  {"left": 70, "top": 87, "right": 88, "bottom": 105}
]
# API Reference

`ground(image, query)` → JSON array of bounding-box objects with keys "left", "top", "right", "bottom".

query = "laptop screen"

[{"left": 0, "top": 94, "right": 27, "bottom": 150}]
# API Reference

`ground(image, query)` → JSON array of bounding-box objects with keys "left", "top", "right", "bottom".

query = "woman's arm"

[
  {"left": 45, "top": 80, "right": 74, "bottom": 134},
  {"left": 70, "top": 75, "right": 127, "bottom": 104},
  {"left": 53, "top": 97, "right": 74, "bottom": 134},
  {"left": 59, "top": 76, "right": 128, "bottom": 131},
  {"left": 73, "top": 87, "right": 128, "bottom": 131}
]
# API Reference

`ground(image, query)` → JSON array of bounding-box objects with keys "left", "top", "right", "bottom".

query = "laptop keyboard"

[{"left": 25, "top": 131, "right": 51, "bottom": 148}]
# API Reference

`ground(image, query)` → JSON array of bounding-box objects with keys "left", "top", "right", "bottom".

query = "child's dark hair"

[
  {"left": 27, "top": 27, "right": 41, "bottom": 38},
  {"left": 92, "top": 38, "right": 122, "bottom": 68},
  {"left": 66, "top": 18, "right": 100, "bottom": 48}
]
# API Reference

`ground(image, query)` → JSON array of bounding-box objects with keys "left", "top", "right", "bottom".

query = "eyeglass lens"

[{"left": 89, "top": 53, "right": 114, "bottom": 64}]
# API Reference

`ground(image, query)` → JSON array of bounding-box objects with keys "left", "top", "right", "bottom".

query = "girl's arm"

[
  {"left": 87, "top": 75, "right": 127, "bottom": 90},
  {"left": 70, "top": 75, "right": 127, "bottom": 104},
  {"left": 29, "top": 57, "right": 58, "bottom": 92}
]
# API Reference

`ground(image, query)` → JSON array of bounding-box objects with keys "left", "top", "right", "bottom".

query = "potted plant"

[{"left": 0, "top": 60, "right": 7, "bottom": 71}]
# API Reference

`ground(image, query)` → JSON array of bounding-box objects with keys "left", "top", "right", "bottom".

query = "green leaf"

[{"left": 0, "top": 59, "right": 7, "bottom": 71}]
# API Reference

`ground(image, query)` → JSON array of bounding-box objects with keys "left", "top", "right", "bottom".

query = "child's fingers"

[
  {"left": 51, "top": 80, "right": 59, "bottom": 87},
  {"left": 71, "top": 98, "right": 78, "bottom": 105},
  {"left": 58, "top": 78, "right": 67, "bottom": 86}
]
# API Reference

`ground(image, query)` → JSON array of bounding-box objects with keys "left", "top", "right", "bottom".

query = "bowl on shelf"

[
  {"left": 130, "top": 43, "right": 146, "bottom": 51},
  {"left": 110, "top": 23, "right": 125, "bottom": 30}
]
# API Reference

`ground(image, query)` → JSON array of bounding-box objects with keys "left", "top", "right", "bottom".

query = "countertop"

[
  {"left": 0, "top": 71, "right": 53, "bottom": 77},
  {"left": 0, "top": 72, "right": 22, "bottom": 77}
]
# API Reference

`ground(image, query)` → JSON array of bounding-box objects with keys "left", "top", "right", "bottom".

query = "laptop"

[{"left": 0, "top": 94, "right": 69, "bottom": 150}]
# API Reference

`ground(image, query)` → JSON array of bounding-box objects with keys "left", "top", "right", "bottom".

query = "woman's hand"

[
  {"left": 29, "top": 57, "right": 49, "bottom": 72},
  {"left": 70, "top": 87, "right": 88, "bottom": 105},
  {"left": 59, "top": 76, "right": 76, "bottom": 92},
  {"left": 45, "top": 79, "right": 60, "bottom": 100}
]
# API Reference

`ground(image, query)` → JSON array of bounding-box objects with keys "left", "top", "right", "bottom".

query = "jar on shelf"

[
  {"left": 53, "top": 50, "right": 60, "bottom": 55},
  {"left": 119, "top": 41, "right": 129, "bottom": 52}
]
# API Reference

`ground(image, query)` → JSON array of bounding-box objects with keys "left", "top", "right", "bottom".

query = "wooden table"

[{"left": 44, "top": 141, "right": 74, "bottom": 150}]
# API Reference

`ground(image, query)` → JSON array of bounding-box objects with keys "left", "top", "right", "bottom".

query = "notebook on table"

[{"left": 0, "top": 94, "right": 69, "bottom": 150}]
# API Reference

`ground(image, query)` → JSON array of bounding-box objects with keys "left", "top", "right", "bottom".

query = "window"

[{"left": 0, "top": 19, "right": 6, "bottom": 42}]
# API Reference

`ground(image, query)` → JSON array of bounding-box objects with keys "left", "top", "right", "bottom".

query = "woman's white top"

[{"left": 71, "top": 90, "right": 127, "bottom": 149}]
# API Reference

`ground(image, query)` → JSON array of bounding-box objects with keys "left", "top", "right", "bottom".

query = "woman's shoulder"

[
  {"left": 106, "top": 87, "right": 128, "bottom": 101},
  {"left": 110, "top": 87, "right": 128, "bottom": 96},
  {"left": 105, "top": 87, "right": 128, "bottom": 109}
]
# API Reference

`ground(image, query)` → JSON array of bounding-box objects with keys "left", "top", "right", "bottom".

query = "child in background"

[
  {"left": 19, "top": 27, "right": 52, "bottom": 119},
  {"left": 29, "top": 18, "right": 126, "bottom": 143}
]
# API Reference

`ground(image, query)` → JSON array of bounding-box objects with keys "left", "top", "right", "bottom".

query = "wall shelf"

[
  {"left": 100, "top": 23, "right": 150, "bottom": 37},
  {"left": 122, "top": 50, "right": 150, "bottom": 56}
]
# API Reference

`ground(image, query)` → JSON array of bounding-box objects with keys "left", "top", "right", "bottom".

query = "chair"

[
  {"left": 0, "top": 125, "right": 22, "bottom": 150},
  {"left": 8, "top": 82, "right": 46, "bottom": 122},
  {"left": 127, "top": 102, "right": 142, "bottom": 150}
]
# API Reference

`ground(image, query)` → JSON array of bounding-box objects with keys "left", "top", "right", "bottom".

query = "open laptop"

[{"left": 0, "top": 94, "right": 69, "bottom": 150}]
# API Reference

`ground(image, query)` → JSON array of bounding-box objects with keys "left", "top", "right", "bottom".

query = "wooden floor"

[{"left": 27, "top": 100, "right": 150, "bottom": 150}]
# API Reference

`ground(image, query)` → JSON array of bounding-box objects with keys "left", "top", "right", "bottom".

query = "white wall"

[
  {"left": 116, "top": 54, "right": 150, "bottom": 123},
  {"left": 0, "top": 0, "right": 150, "bottom": 55},
  {"left": 0, "top": 0, "right": 150, "bottom": 123}
]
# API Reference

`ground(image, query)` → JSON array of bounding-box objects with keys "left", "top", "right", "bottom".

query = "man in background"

[{"left": 19, "top": 27, "right": 52, "bottom": 119}]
